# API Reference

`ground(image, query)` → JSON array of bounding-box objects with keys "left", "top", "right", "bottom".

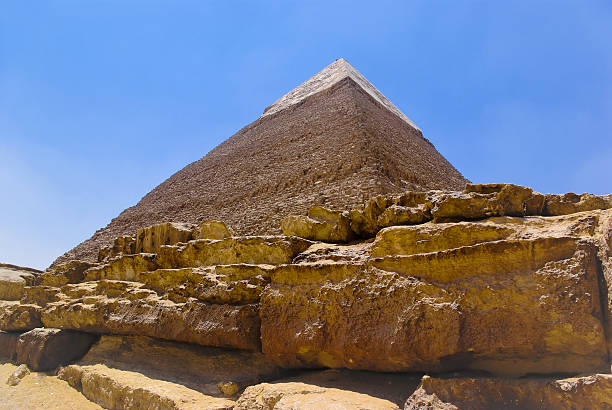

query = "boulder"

[
  {"left": 156, "top": 236, "right": 312, "bottom": 268},
  {"left": 0, "top": 264, "right": 40, "bottom": 300},
  {"left": 16, "top": 328, "right": 98, "bottom": 371},
  {"left": 281, "top": 206, "right": 353, "bottom": 242},
  {"left": 260, "top": 219, "right": 609, "bottom": 375},
  {"left": 59, "top": 364, "right": 235, "bottom": 410},
  {"left": 135, "top": 222, "right": 195, "bottom": 254},
  {"left": 75, "top": 335, "right": 284, "bottom": 397},
  {"left": 41, "top": 281, "right": 261, "bottom": 350},
  {"left": 40, "top": 260, "right": 95, "bottom": 287},
  {"left": 0, "top": 301, "right": 42, "bottom": 332},
  {"left": 6, "top": 364, "right": 29, "bottom": 386},
  {"left": 0, "top": 331, "right": 20, "bottom": 361},
  {"left": 404, "top": 374, "right": 612, "bottom": 409},
  {"left": 234, "top": 382, "right": 399, "bottom": 410},
  {"left": 197, "top": 220, "right": 232, "bottom": 240}
]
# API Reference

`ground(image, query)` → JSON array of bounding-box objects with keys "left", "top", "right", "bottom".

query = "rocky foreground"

[{"left": 2, "top": 183, "right": 612, "bottom": 409}]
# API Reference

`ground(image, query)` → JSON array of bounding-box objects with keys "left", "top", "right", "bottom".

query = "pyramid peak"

[{"left": 262, "top": 59, "right": 420, "bottom": 131}]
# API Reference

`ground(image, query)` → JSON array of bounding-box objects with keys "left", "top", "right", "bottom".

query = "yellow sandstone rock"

[
  {"left": 59, "top": 364, "right": 235, "bottom": 410},
  {"left": 75, "top": 335, "right": 284, "bottom": 397},
  {"left": 135, "top": 222, "right": 194, "bottom": 254},
  {"left": 41, "top": 281, "right": 261, "bottom": 350},
  {"left": 234, "top": 382, "right": 399, "bottom": 410},
  {"left": 404, "top": 374, "right": 612, "bottom": 409},
  {"left": 0, "top": 264, "right": 40, "bottom": 300},
  {"left": 197, "top": 220, "right": 232, "bottom": 240},
  {"left": 281, "top": 206, "right": 353, "bottom": 242}
]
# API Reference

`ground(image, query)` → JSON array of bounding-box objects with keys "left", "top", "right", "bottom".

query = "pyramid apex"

[{"left": 262, "top": 59, "right": 420, "bottom": 131}]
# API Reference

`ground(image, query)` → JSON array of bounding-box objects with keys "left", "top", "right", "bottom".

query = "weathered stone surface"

[
  {"left": 98, "top": 235, "right": 136, "bottom": 262},
  {"left": 404, "top": 374, "right": 612, "bottom": 410},
  {"left": 0, "top": 264, "right": 39, "bottom": 300},
  {"left": 84, "top": 253, "right": 157, "bottom": 281},
  {"left": 197, "top": 220, "right": 232, "bottom": 240},
  {"left": 544, "top": 192, "right": 612, "bottom": 216},
  {"left": 0, "top": 301, "right": 42, "bottom": 332},
  {"left": 77, "top": 335, "right": 284, "bottom": 397},
  {"left": 281, "top": 206, "right": 353, "bottom": 242},
  {"left": 16, "top": 328, "right": 98, "bottom": 371},
  {"left": 156, "top": 236, "right": 312, "bottom": 268},
  {"left": 41, "top": 281, "right": 261, "bottom": 350},
  {"left": 139, "top": 264, "right": 273, "bottom": 304},
  {"left": 349, "top": 192, "right": 431, "bottom": 237},
  {"left": 59, "top": 364, "right": 235, "bottom": 410},
  {"left": 21, "top": 285, "right": 62, "bottom": 306},
  {"left": 40, "top": 260, "right": 95, "bottom": 287},
  {"left": 595, "top": 209, "right": 612, "bottom": 355},
  {"left": 135, "top": 222, "right": 195, "bottom": 254},
  {"left": 234, "top": 382, "right": 399, "bottom": 410},
  {"left": 261, "top": 219, "right": 609, "bottom": 375},
  {"left": 0, "top": 331, "right": 19, "bottom": 361},
  {"left": 370, "top": 222, "right": 514, "bottom": 257},
  {"left": 273, "top": 369, "right": 422, "bottom": 407}
]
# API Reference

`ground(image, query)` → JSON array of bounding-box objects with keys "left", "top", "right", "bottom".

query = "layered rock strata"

[{"left": 2, "top": 183, "right": 612, "bottom": 408}]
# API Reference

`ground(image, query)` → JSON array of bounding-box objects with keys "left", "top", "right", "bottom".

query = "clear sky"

[{"left": 1, "top": 1, "right": 611, "bottom": 269}]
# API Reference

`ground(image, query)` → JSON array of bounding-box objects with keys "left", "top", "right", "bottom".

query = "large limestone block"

[
  {"left": 234, "top": 382, "right": 399, "bottom": 410},
  {"left": 197, "top": 220, "right": 232, "bottom": 240},
  {"left": 40, "top": 260, "right": 95, "bottom": 287},
  {"left": 281, "top": 206, "right": 353, "bottom": 243},
  {"left": 349, "top": 192, "right": 432, "bottom": 237},
  {"left": 139, "top": 264, "right": 273, "bottom": 304},
  {"left": 404, "top": 374, "right": 612, "bottom": 410},
  {"left": 41, "top": 281, "right": 261, "bottom": 350},
  {"left": 98, "top": 235, "right": 136, "bottom": 262},
  {"left": 84, "top": 253, "right": 157, "bottom": 281},
  {"left": 260, "top": 238, "right": 608, "bottom": 375},
  {"left": 370, "top": 222, "right": 514, "bottom": 257},
  {"left": 77, "top": 335, "right": 284, "bottom": 397},
  {"left": 0, "top": 301, "right": 42, "bottom": 332},
  {"left": 135, "top": 222, "right": 195, "bottom": 254},
  {"left": 0, "top": 264, "right": 39, "bottom": 300},
  {"left": 16, "top": 328, "right": 98, "bottom": 371},
  {"left": 156, "top": 236, "right": 312, "bottom": 268},
  {"left": 544, "top": 192, "right": 612, "bottom": 216},
  {"left": 59, "top": 364, "right": 235, "bottom": 410}
]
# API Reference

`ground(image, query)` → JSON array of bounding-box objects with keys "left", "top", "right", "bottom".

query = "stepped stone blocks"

[{"left": 53, "top": 59, "right": 468, "bottom": 266}]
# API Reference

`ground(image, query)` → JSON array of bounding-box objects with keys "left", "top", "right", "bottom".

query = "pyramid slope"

[{"left": 53, "top": 63, "right": 468, "bottom": 266}]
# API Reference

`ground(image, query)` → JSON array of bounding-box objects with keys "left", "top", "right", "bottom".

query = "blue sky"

[{"left": 1, "top": 1, "right": 611, "bottom": 269}]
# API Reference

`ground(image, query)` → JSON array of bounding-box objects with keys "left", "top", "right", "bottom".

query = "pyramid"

[{"left": 54, "top": 58, "right": 468, "bottom": 265}]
